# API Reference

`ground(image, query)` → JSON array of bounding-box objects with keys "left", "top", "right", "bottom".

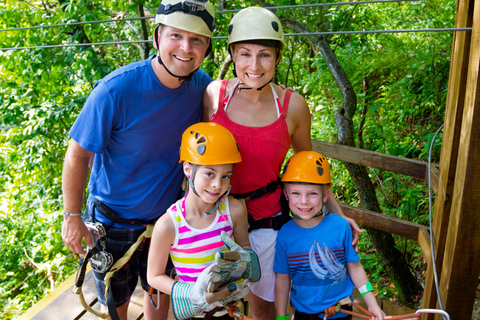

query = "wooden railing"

[{"left": 312, "top": 139, "right": 437, "bottom": 251}]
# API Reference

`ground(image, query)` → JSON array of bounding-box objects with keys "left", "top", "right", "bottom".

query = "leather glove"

[
  {"left": 207, "top": 231, "right": 261, "bottom": 292},
  {"left": 171, "top": 265, "right": 250, "bottom": 320}
]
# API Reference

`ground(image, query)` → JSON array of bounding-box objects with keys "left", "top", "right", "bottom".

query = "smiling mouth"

[
  {"left": 246, "top": 73, "right": 264, "bottom": 79},
  {"left": 175, "top": 55, "right": 192, "bottom": 62}
]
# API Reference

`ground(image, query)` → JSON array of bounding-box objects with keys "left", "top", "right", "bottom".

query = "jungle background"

[{"left": 0, "top": 0, "right": 458, "bottom": 318}]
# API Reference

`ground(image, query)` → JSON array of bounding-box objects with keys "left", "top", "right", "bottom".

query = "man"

[{"left": 61, "top": 1, "right": 215, "bottom": 319}]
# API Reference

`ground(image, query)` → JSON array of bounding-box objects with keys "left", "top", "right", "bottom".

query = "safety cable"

[
  {"left": 0, "top": 28, "right": 471, "bottom": 51},
  {"left": 0, "top": 0, "right": 425, "bottom": 33},
  {"left": 427, "top": 124, "right": 446, "bottom": 319}
]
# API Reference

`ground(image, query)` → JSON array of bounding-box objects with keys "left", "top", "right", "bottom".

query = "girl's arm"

[
  {"left": 229, "top": 197, "right": 251, "bottom": 250},
  {"left": 147, "top": 213, "right": 176, "bottom": 295},
  {"left": 347, "top": 261, "right": 385, "bottom": 320},
  {"left": 275, "top": 273, "right": 291, "bottom": 316}
]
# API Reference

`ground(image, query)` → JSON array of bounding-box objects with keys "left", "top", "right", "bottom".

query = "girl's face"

[
  {"left": 232, "top": 43, "right": 278, "bottom": 89},
  {"left": 184, "top": 162, "right": 234, "bottom": 204},
  {"left": 284, "top": 183, "right": 330, "bottom": 221}
]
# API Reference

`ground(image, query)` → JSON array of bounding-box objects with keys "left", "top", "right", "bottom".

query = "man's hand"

[
  {"left": 345, "top": 217, "right": 362, "bottom": 252},
  {"left": 61, "top": 216, "right": 92, "bottom": 254}
]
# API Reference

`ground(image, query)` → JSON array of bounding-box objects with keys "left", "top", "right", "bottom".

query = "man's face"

[{"left": 156, "top": 25, "right": 210, "bottom": 77}]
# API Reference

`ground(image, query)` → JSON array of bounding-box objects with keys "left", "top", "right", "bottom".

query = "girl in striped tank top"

[{"left": 147, "top": 123, "right": 253, "bottom": 320}]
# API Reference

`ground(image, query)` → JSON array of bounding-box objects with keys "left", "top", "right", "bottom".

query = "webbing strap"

[{"left": 104, "top": 224, "right": 154, "bottom": 299}]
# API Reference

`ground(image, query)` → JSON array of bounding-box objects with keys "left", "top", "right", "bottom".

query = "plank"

[
  {"left": 18, "top": 267, "right": 98, "bottom": 320},
  {"left": 312, "top": 139, "right": 438, "bottom": 180},
  {"left": 439, "top": 0, "right": 480, "bottom": 318},
  {"left": 339, "top": 203, "right": 429, "bottom": 240},
  {"left": 421, "top": 0, "right": 475, "bottom": 317}
]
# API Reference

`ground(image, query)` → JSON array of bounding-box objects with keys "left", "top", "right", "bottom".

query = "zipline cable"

[
  {"left": 427, "top": 124, "right": 446, "bottom": 320},
  {"left": 0, "top": 0, "right": 425, "bottom": 33},
  {"left": 0, "top": 28, "right": 471, "bottom": 51}
]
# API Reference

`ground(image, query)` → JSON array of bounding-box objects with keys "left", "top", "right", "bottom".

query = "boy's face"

[
  {"left": 284, "top": 183, "right": 330, "bottom": 221},
  {"left": 184, "top": 162, "right": 234, "bottom": 204}
]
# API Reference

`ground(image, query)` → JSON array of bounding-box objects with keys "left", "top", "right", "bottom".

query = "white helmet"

[
  {"left": 155, "top": 0, "right": 215, "bottom": 38},
  {"left": 228, "top": 7, "right": 284, "bottom": 50}
]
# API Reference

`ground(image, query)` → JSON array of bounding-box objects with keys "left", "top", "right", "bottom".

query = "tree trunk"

[{"left": 251, "top": 0, "right": 422, "bottom": 305}]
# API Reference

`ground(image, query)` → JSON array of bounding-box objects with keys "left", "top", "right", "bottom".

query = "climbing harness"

[{"left": 72, "top": 199, "right": 156, "bottom": 320}]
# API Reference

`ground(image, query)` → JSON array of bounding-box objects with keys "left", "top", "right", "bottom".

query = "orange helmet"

[
  {"left": 281, "top": 151, "right": 331, "bottom": 186},
  {"left": 180, "top": 122, "right": 242, "bottom": 165}
]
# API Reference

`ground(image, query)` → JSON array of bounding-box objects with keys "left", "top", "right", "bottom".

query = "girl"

[{"left": 147, "top": 122, "right": 255, "bottom": 320}]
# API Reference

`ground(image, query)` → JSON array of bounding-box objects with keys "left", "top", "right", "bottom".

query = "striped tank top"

[{"left": 168, "top": 196, "right": 234, "bottom": 284}]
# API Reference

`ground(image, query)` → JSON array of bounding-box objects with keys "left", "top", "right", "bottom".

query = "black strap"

[
  {"left": 231, "top": 178, "right": 281, "bottom": 201},
  {"left": 93, "top": 198, "right": 153, "bottom": 227},
  {"left": 74, "top": 247, "right": 99, "bottom": 288},
  {"left": 107, "top": 287, "right": 120, "bottom": 320},
  {"left": 248, "top": 215, "right": 285, "bottom": 232}
]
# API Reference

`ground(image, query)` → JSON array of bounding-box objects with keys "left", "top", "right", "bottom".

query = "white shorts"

[{"left": 248, "top": 227, "right": 278, "bottom": 302}]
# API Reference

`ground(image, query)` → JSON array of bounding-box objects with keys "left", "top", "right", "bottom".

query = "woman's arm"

[
  {"left": 202, "top": 80, "right": 222, "bottom": 122},
  {"left": 275, "top": 273, "right": 291, "bottom": 316},
  {"left": 147, "top": 213, "right": 176, "bottom": 294}
]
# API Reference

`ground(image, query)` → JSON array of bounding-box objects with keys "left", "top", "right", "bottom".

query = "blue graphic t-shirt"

[{"left": 274, "top": 213, "right": 359, "bottom": 316}]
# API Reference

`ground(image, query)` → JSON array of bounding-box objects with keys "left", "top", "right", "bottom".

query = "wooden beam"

[
  {"left": 439, "top": 0, "right": 480, "bottom": 318},
  {"left": 339, "top": 203, "right": 428, "bottom": 240},
  {"left": 421, "top": 0, "right": 475, "bottom": 318},
  {"left": 312, "top": 139, "right": 438, "bottom": 181}
]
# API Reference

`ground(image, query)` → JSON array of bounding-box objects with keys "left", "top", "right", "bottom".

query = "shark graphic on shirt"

[{"left": 309, "top": 240, "right": 347, "bottom": 284}]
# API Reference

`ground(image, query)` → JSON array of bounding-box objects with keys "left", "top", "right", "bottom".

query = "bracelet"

[
  {"left": 276, "top": 315, "right": 289, "bottom": 320},
  {"left": 358, "top": 281, "right": 374, "bottom": 297},
  {"left": 62, "top": 211, "right": 82, "bottom": 217}
]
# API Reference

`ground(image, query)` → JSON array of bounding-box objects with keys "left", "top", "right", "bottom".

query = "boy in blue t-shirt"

[{"left": 274, "top": 151, "right": 384, "bottom": 320}]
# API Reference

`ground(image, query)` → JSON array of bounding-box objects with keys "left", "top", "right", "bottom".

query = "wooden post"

[{"left": 421, "top": 0, "right": 480, "bottom": 319}]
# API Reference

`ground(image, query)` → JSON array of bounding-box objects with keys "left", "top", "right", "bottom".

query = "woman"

[{"left": 202, "top": 7, "right": 360, "bottom": 320}]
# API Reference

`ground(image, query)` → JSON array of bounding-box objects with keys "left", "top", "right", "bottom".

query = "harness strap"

[
  {"left": 231, "top": 178, "right": 281, "bottom": 201},
  {"left": 93, "top": 197, "right": 154, "bottom": 227}
]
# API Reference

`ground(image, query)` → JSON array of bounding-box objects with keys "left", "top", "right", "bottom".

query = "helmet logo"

[
  {"left": 190, "top": 130, "right": 207, "bottom": 155},
  {"left": 316, "top": 158, "right": 325, "bottom": 176},
  {"left": 271, "top": 21, "right": 279, "bottom": 32}
]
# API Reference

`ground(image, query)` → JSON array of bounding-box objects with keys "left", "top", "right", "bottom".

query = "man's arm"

[{"left": 61, "top": 139, "right": 94, "bottom": 254}]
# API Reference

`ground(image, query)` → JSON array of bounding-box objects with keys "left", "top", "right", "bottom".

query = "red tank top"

[{"left": 210, "top": 79, "right": 292, "bottom": 219}]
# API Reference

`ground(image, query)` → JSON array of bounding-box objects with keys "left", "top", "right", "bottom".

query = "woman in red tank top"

[{"left": 202, "top": 7, "right": 361, "bottom": 320}]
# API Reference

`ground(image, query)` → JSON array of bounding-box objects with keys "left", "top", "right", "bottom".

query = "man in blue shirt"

[{"left": 61, "top": 1, "right": 214, "bottom": 319}]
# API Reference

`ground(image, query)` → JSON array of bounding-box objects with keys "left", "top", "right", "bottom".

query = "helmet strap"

[{"left": 188, "top": 164, "right": 232, "bottom": 216}]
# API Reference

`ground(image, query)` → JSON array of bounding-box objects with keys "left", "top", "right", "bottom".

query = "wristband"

[
  {"left": 358, "top": 281, "right": 374, "bottom": 297},
  {"left": 276, "top": 315, "right": 289, "bottom": 320},
  {"left": 62, "top": 211, "right": 82, "bottom": 217}
]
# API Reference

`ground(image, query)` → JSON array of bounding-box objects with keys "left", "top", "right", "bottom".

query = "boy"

[{"left": 274, "top": 151, "right": 384, "bottom": 320}]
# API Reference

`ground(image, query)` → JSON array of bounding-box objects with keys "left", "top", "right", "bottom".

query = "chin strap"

[{"left": 154, "top": 26, "right": 197, "bottom": 82}]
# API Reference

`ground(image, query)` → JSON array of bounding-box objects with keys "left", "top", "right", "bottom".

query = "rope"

[
  {"left": 0, "top": 0, "right": 425, "bottom": 33},
  {"left": 0, "top": 28, "right": 471, "bottom": 51}
]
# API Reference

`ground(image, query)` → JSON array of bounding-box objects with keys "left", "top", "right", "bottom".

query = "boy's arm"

[
  {"left": 147, "top": 213, "right": 176, "bottom": 294},
  {"left": 275, "top": 272, "right": 291, "bottom": 317},
  {"left": 347, "top": 261, "right": 385, "bottom": 320}
]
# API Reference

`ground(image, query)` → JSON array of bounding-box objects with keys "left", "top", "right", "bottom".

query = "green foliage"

[{"left": 0, "top": 0, "right": 455, "bottom": 316}]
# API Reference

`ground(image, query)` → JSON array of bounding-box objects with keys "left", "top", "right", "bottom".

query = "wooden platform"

[{"left": 19, "top": 269, "right": 416, "bottom": 320}]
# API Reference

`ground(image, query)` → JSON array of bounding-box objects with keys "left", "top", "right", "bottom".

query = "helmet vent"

[
  {"left": 271, "top": 21, "right": 279, "bottom": 32},
  {"left": 197, "top": 144, "right": 206, "bottom": 155},
  {"left": 317, "top": 166, "right": 324, "bottom": 176},
  {"left": 228, "top": 24, "right": 233, "bottom": 35}
]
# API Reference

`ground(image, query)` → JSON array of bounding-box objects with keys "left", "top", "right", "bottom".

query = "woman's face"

[{"left": 232, "top": 43, "right": 277, "bottom": 89}]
